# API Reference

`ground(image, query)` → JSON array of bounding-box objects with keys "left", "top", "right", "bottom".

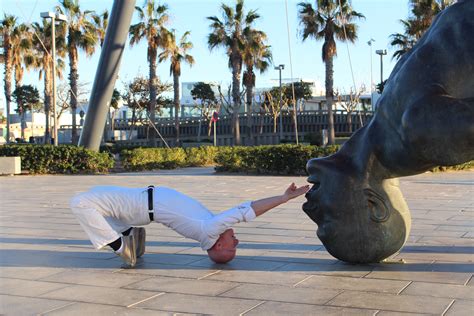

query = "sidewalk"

[{"left": 0, "top": 169, "right": 473, "bottom": 315}]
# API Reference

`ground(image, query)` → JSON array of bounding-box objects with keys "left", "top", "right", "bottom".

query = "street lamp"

[
  {"left": 367, "top": 39, "right": 375, "bottom": 92},
  {"left": 41, "top": 11, "right": 67, "bottom": 146},
  {"left": 274, "top": 64, "right": 284, "bottom": 140},
  {"left": 375, "top": 49, "right": 387, "bottom": 90}
]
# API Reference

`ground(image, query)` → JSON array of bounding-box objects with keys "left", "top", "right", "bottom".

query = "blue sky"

[{"left": 1, "top": 0, "right": 410, "bottom": 110}]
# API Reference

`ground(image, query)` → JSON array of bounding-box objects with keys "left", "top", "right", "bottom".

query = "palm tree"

[
  {"left": 207, "top": 0, "right": 262, "bottom": 145},
  {"left": 298, "top": 0, "right": 364, "bottom": 145},
  {"left": 11, "top": 23, "right": 33, "bottom": 140},
  {"left": 1, "top": 14, "right": 18, "bottom": 142},
  {"left": 28, "top": 20, "right": 66, "bottom": 144},
  {"left": 389, "top": 19, "right": 417, "bottom": 61},
  {"left": 129, "top": 0, "right": 171, "bottom": 147},
  {"left": 242, "top": 28, "right": 272, "bottom": 145},
  {"left": 92, "top": 10, "right": 109, "bottom": 47},
  {"left": 390, "top": 0, "right": 454, "bottom": 60},
  {"left": 57, "top": 0, "right": 99, "bottom": 145},
  {"left": 159, "top": 30, "right": 195, "bottom": 146}
]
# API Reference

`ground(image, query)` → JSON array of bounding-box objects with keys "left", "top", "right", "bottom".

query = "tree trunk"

[
  {"left": 44, "top": 62, "right": 52, "bottom": 144},
  {"left": 173, "top": 72, "right": 180, "bottom": 146},
  {"left": 325, "top": 58, "right": 335, "bottom": 145},
  {"left": 347, "top": 111, "right": 353, "bottom": 133},
  {"left": 69, "top": 44, "right": 79, "bottom": 145},
  {"left": 231, "top": 52, "right": 242, "bottom": 145},
  {"left": 148, "top": 50, "right": 157, "bottom": 147},
  {"left": 3, "top": 35, "right": 12, "bottom": 143},
  {"left": 273, "top": 114, "right": 277, "bottom": 133},
  {"left": 246, "top": 82, "right": 253, "bottom": 146}
]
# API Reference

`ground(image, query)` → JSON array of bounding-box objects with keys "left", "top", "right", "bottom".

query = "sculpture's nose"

[{"left": 306, "top": 158, "right": 321, "bottom": 176}]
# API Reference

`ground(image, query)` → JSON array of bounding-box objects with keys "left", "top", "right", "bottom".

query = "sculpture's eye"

[{"left": 364, "top": 189, "right": 390, "bottom": 222}]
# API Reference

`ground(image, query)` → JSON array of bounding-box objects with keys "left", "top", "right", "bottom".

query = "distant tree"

[
  {"left": 56, "top": 81, "right": 89, "bottom": 119},
  {"left": 129, "top": 0, "right": 172, "bottom": 146},
  {"left": 261, "top": 87, "right": 287, "bottom": 134},
  {"left": 13, "top": 84, "right": 41, "bottom": 140},
  {"left": 335, "top": 87, "right": 361, "bottom": 133},
  {"left": 390, "top": 0, "right": 454, "bottom": 60},
  {"left": 28, "top": 20, "right": 66, "bottom": 144},
  {"left": 123, "top": 76, "right": 149, "bottom": 140},
  {"left": 159, "top": 30, "right": 195, "bottom": 145},
  {"left": 298, "top": 0, "right": 364, "bottom": 145},
  {"left": 1, "top": 14, "right": 18, "bottom": 142},
  {"left": 57, "top": 0, "right": 99, "bottom": 144},
  {"left": 207, "top": 0, "right": 263, "bottom": 145},
  {"left": 191, "top": 82, "right": 218, "bottom": 138},
  {"left": 242, "top": 24, "right": 272, "bottom": 145},
  {"left": 92, "top": 10, "right": 109, "bottom": 47},
  {"left": 283, "top": 81, "right": 312, "bottom": 110},
  {"left": 123, "top": 75, "right": 171, "bottom": 140}
]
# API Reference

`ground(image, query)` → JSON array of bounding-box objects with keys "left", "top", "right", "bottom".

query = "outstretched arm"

[{"left": 251, "top": 183, "right": 310, "bottom": 217}]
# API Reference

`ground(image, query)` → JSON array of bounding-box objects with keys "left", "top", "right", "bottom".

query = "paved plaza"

[{"left": 0, "top": 168, "right": 473, "bottom": 315}]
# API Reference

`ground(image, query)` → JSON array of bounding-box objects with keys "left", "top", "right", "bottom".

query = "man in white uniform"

[{"left": 70, "top": 183, "right": 309, "bottom": 268}]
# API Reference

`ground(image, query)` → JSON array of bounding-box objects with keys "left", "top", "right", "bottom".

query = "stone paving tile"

[
  {"left": 274, "top": 262, "right": 373, "bottom": 277},
  {"left": 40, "top": 284, "right": 160, "bottom": 307},
  {"left": 365, "top": 262, "right": 472, "bottom": 285},
  {"left": 401, "top": 281, "right": 474, "bottom": 300},
  {"left": 124, "top": 276, "right": 238, "bottom": 296},
  {"left": 189, "top": 256, "right": 288, "bottom": 271},
  {"left": 0, "top": 170, "right": 473, "bottom": 315},
  {"left": 295, "top": 274, "right": 410, "bottom": 294},
  {"left": 117, "top": 261, "right": 219, "bottom": 279},
  {"left": 327, "top": 291, "right": 453, "bottom": 314},
  {"left": 376, "top": 312, "right": 428, "bottom": 316},
  {"left": 444, "top": 299, "right": 474, "bottom": 316},
  {"left": 135, "top": 293, "right": 262, "bottom": 314},
  {"left": 220, "top": 283, "right": 341, "bottom": 305},
  {"left": 0, "top": 294, "right": 71, "bottom": 316},
  {"left": 0, "top": 266, "right": 66, "bottom": 281},
  {"left": 244, "top": 301, "right": 377, "bottom": 315},
  {"left": 0, "top": 278, "right": 69, "bottom": 297},
  {"left": 203, "top": 270, "right": 309, "bottom": 286},
  {"left": 39, "top": 270, "right": 152, "bottom": 288},
  {"left": 43, "top": 302, "right": 183, "bottom": 315}
]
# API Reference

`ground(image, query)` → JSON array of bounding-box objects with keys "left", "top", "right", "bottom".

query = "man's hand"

[{"left": 283, "top": 183, "right": 310, "bottom": 202}]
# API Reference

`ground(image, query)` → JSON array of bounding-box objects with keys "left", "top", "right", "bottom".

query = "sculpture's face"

[{"left": 303, "top": 157, "right": 410, "bottom": 263}]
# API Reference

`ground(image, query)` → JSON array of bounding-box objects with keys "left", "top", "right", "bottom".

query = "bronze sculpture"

[{"left": 303, "top": 0, "right": 474, "bottom": 263}]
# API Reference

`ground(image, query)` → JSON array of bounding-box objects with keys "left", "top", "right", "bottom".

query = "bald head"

[{"left": 207, "top": 228, "right": 239, "bottom": 264}]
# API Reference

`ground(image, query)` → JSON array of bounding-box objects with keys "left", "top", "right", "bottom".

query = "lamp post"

[
  {"left": 274, "top": 64, "right": 284, "bottom": 140},
  {"left": 375, "top": 49, "right": 387, "bottom": 89},
  {"left": 40, "top": 11, "right": 67, "bottom": 146},
  {"left": 367, "top": 39, "right": 375, "bottom": 92}
]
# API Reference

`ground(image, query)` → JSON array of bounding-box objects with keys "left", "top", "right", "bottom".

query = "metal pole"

[
  {"left": 380, "top": 54, "right": 383, "bottom": 85},
  {"left": 79, "top": 0, "right": 136, "bottom": 150},
  {"left": 51, "top": 16, "right": 58, "bottom": 146},
  {"left": 278, "top": 68, "right": 283, "bottom": 140}
]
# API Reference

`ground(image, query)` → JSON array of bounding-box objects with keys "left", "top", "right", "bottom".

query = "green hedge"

[
  {"left": 214, "top": 144, "right": 340, "bottom": 175},
  {"left": 120, "top": 146, "right": 220, "bottom": 171},
  {"left": 0, "top": 144, "right": 114, "bottom": 174}
]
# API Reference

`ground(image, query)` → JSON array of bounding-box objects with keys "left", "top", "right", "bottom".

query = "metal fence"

[{"left": 61, "top": 110, "right": 373, "bottom": 146}]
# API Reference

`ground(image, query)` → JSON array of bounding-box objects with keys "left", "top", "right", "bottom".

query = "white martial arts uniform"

[{"left": 70, "top": 186, "right": 256, "bottom": 250}]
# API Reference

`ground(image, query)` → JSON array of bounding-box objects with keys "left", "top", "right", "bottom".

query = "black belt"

[{"left": 147, "top": 185, "right": 154, "bottom": 221}]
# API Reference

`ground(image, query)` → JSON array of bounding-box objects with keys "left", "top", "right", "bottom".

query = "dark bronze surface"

[{"left": 304, "top": 0, "right": 474, "bottom": 263}]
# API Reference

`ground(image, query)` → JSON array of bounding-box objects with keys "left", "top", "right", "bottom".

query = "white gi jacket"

[{"left": 70, "top": 186, "right": 256, "bottom": 250}]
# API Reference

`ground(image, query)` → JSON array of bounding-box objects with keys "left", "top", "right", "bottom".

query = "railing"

[{"left": 60, "top": 110, "right": 373, "bottom": 146}]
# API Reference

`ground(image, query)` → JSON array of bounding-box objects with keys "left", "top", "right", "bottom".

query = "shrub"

[
  {"left": 0, "top": 144, "right": 114, "bottom": 174},
  {"left": 214, "top": 144, "right": 339, "bottom": 175},
  {"left": 185, "top": 146, "right": 219, "bottom": 166},
  {"left": 120, "top": 147, "right": 187, "bottom": 171}
]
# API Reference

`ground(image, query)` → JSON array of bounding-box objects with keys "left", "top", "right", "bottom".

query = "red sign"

[{"left": 211, "top": 111, "right": 219, "bottom": 122}]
